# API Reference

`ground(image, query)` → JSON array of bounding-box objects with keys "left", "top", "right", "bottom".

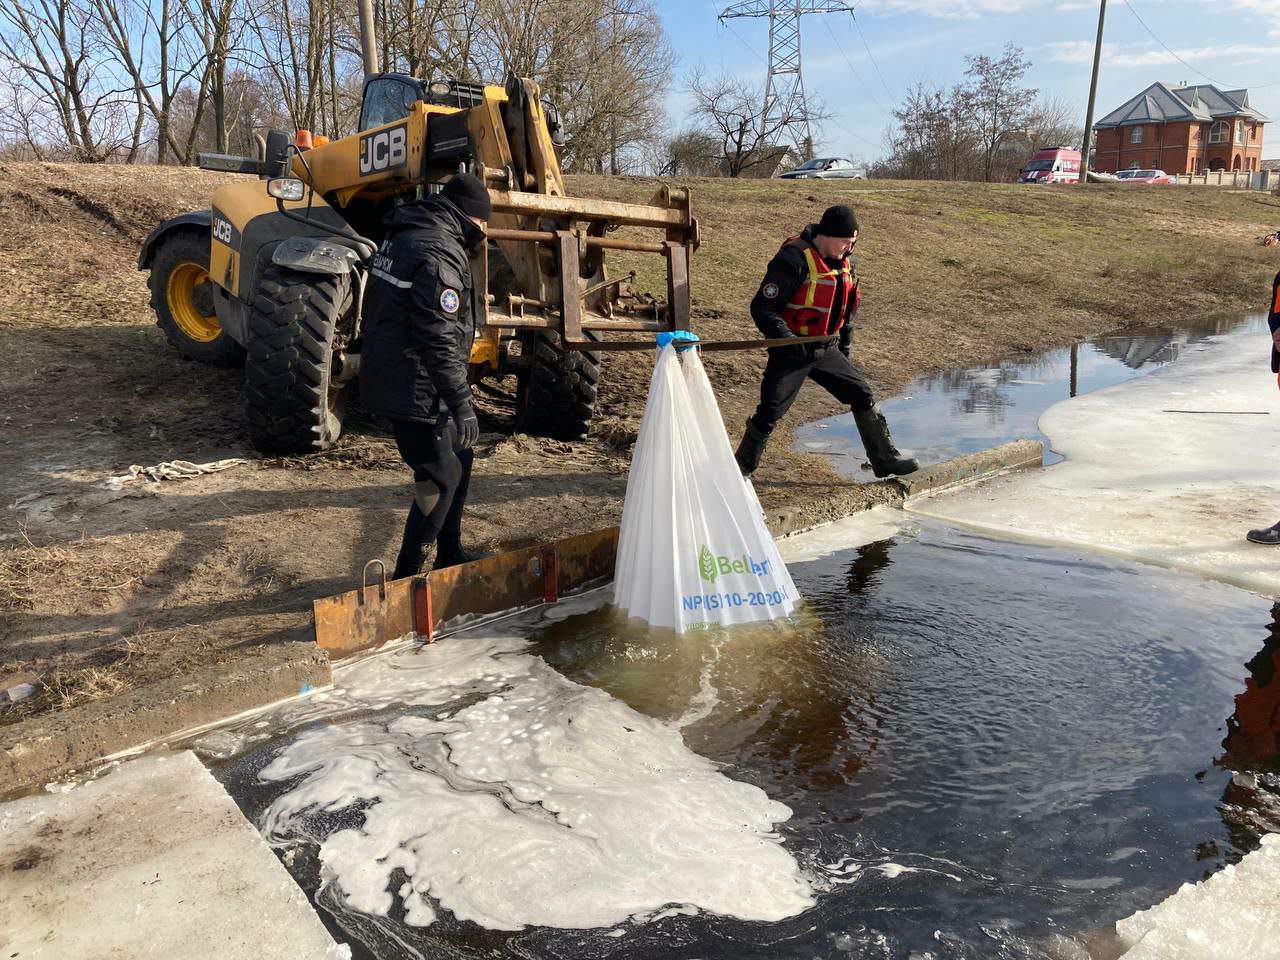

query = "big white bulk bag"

[{"left": 613, "top": 344, "right": 798, "bottom": 632}]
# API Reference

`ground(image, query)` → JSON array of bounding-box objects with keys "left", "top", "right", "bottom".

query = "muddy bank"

[{"left": 2, "top": 161, "right": 1277, "bottom": 734}]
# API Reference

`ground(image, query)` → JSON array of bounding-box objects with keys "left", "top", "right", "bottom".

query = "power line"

[
  {"left": 1121, "top": 0, "right": 1280, "bottom": 91},
  {"left": 709, "top": 2, "right": 769, "bottom": 68},
  {"left": 851, "top": 14, "right": 896, "bottom": 106},
  {"left": 821, "top": 16, "right": 894, "bottom": 123}
]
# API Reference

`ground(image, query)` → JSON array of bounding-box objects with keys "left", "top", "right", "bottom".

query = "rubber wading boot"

[
  {"left": 734, "top": 419, "right": 771, "bottom": 477},
  {"left": 853, "top": 405, "right": 919, "bottom": 478},
  {"left": 432, "top": 536, "right": 491, "bottom": 570},
  {"left": 1246, "top": 521, "right": 1280, "bottom": 545}
]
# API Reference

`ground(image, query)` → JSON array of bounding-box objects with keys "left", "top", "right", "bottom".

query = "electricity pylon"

[{"left": 718, "top": 0, "right": 856, "bottom": 160}]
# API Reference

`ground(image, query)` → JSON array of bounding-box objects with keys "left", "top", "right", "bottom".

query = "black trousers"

[
  {"left": 390, "top": 416, "right": 474, "bottom": 577},
  {"left": 749, "top": 343, "right": 876, "bottom": 434}
]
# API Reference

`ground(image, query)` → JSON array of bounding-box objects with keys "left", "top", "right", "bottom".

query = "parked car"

[
  {"left": 1017, "top": 146, "right": 1081, "bottom": 184},
  {"left": 1115, "top": 168, "right": 1174, "bottom": 184},
  {"left": 778, "top": 157, "right": 864, "bottom": 179}
]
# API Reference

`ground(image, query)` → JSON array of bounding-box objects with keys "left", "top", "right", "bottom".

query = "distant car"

[
  {"left": 778, "top": 157, "right": 864, "bottom": 179},
  {"left": 1115, "top": 169, "right": 1174, "bottom": 184}
]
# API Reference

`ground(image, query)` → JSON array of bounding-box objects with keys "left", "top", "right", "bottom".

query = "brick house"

[{"left": 1092, "top": 82, "right": 1267, "bottom": 174}]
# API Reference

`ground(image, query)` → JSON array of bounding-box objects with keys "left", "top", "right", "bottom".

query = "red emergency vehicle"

[{"left": 1017, "top": 146, "right": 1081, "bottom": 184}]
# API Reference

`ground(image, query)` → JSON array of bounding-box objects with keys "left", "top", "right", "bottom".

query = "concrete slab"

[
  {"left": 909, "top": 334, "right": 1280, "bottom": 596},
  {"left": 1, "top": 642, "right": 330, "bottom": 795},
  {"left": 0, "top": 750, "right": 349, "bottom": 959}
]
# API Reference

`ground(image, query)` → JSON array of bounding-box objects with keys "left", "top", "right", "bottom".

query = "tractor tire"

[
  {"left": 243, "top": 265, "right": 351, "bottom": 454},
  {"left": 147, "top": 231, "right": 245, "bottom": 368},
  {"left": 515, "top": 330, "right": 601, "bottom": 440}
]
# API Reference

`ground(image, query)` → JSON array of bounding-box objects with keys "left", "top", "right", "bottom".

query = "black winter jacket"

[
  {"left": 750, "top": 224, "right": 858, "bottom": 355},
  {"left": 359, "top": 196, "right": 482, "bottom": 422}
]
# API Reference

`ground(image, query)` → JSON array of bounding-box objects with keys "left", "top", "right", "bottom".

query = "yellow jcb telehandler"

[{"left": 139, "top": 72, "right": 698, "bottom": 454}]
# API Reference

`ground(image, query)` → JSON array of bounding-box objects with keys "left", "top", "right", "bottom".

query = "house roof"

[{"left": 1094, "top": 82, "right": 1268, "bottom": 129}]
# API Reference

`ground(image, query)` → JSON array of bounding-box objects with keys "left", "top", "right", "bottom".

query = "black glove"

[{"left": 451, "top": 400, "right": 479, "bottom": 449}]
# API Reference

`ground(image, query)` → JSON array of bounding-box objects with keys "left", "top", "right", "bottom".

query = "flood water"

[
  {"left": 206, "top": 519, "right": 1280, "bottom": 959},
  {"left": 796, "top": 314, "right": 1268, "bottom": 475}
]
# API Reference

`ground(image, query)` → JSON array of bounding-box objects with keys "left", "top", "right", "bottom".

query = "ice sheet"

[
  {"left": 1116, "top": 833, "right": 1280, "bottom": 959},
  {"left": 909, "top": 333, "right": 1280, "bottom": 595},
  {"left": 255, "top": 625, "right": 814, "bottom": 932}
]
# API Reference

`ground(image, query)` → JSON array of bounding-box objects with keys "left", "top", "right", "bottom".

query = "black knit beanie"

[
  {"left": 441, "top": 173, "right": 492, "bottom": 221},
  {"left": 816, "top": 204, "right": 859, "bottom": 238}
]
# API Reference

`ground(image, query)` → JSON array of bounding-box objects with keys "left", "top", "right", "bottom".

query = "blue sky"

[{"left": 656, "top": 0, "right": 1280, "bottom": 162}]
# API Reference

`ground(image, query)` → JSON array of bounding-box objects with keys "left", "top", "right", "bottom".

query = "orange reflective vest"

[{"left": 777, "top": 237, "right": 860, "bottom": 337}]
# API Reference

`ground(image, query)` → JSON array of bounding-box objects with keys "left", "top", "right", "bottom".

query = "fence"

[{"left": 1172, "top": 169, "right": 1275, "bottom": 190}]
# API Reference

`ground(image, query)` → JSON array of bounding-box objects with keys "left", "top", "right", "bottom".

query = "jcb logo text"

[{"left": 360, "top": 125, "right": 408, "bottom": 176}]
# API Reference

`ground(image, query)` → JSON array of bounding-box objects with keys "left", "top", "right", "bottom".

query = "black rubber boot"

[
  {"left": 432, "top": 537, "right": 490, "bottom": 570},
  {"left": 392, "top": 500, "right": 434, "bottom": 580},
  {"left": 734, "top": 418, "right": 771, "bottom": 477},
  {"left": 853, "top": 404, "right": 919, "bottom": 478},
  {"left": 1246, "top": 521, "right": 1280, "bottom": 545}
]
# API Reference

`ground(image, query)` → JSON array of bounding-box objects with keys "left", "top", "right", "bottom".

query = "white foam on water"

[
  {"left": 1115, "top": 833, "right": 1280, "bottom": 959},
  {"left": 909, "top": 332, "right": 1280, "bottom": 595},
  {"left": 256, "top": 627, "right": 814, "bottom": 932}
]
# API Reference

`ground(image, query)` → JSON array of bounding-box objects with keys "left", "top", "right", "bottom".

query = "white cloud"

[{"left": 1046, "top": 39, "right": 1280, "bottom": 68}]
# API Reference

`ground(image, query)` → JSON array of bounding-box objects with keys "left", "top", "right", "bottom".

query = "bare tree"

[
  {"left": 659, "top": 127, "right": 721, "bottom": 176},
  {"left": 0, "top": 0, "right": 135, "bottom": 160},
  {"left": 960, "top": 43, "right": 1037, "bottom": 183},
  {"left": 686, "top": 65, "right": 823, "bottom": 177}
]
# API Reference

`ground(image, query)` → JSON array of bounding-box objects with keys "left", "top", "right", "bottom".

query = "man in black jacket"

[
  {"left": 1246, "top": 270, "right": 1280, "bottom": 544},
  {"left": 733, "top": 204, "right": 917, "bottom": 479},
  {"left": 360, "top": 173, "right": 491, "bottom": 579}
]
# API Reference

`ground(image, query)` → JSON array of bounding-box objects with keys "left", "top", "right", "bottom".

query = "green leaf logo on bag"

[
  {"left": 697, "top": 546, "right": 773, "bottom": 582},
  {"left": 698, "top": 545, "right": 718, "bottom": 583}
]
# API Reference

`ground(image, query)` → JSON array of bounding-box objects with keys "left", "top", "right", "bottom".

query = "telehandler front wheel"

[
  {"left": 148, "top": 231, "right": 245, "bottom": 368},
  {"left": 243, "top": 266, "right": 351, "bottom": 455},
  {"left": 515, "top": 330, "right": 601, "bottom": 441}
]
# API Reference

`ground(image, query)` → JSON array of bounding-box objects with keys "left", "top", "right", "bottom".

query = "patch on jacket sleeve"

[
  {"left": 440, "top": 288, "right": 460, "bottom": 313},
  {"left": 761, "top": 282, "right": 779, "bottom": 299}
]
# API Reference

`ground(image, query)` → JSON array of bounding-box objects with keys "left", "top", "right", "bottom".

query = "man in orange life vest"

[
  {"left": 733, "top": 204, "right": 918, "bottom": 479},
  {"left": 1246, "top": 270, "right": 1280, "bottom": 543}
]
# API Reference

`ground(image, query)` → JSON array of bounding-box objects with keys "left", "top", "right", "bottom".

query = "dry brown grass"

[
  {"left": 0, "top": 527, "right": 142, "bottom": 611},
  {"left": 0, "top": 625, "right": 187, "bottom": 724}
]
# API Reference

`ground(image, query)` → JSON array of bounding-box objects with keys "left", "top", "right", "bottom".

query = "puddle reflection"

[{"left": 798, "top": 313, "right": 1268, "bottom": 474}]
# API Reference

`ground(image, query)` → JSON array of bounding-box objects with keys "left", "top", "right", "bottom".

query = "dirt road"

[{"left": 2, "top": 161, "right": 1276, "bottom": 720}]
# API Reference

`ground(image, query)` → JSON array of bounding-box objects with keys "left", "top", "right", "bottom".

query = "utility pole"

[
  {"left": 357, "top": 0, "right": 379, "bottom": 78},
  {"left": 719, "top": 0, "right": 855, "bottom": 160},
  {"left": 1079, "top": 0, "right": 1107, "bottom": 183}
]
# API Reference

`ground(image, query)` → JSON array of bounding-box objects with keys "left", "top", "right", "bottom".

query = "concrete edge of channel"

[
  {"left": 1, "top": 641, "right": 330, "bottom": 793},
  {"left": 897, "top": 439, "right": 1044, "bottom": 500},
  {"left": 1, "top": 440, "right": 1043, "bottom": 794}
]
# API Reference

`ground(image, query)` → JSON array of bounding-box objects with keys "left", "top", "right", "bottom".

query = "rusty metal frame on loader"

[
  {"left": 473, "top": 178, "right": 698, "bottom": 350},
  {"left": 314, "top": 527, "right": 620, "bottom": 657}
]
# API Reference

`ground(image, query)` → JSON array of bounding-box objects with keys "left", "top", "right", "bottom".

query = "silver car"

[{"left": 778, "top": 157, "right": 864, "bottom": 179}]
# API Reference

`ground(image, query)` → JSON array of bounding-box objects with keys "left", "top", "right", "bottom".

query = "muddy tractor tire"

[
  {"left": 148, "top": 231, "right": 245, "bottom": 368},
  {"left": 515, "top": 330, "right": 601, "bottom": 441},
  {"left": 243, "top": 266, "right": 351, "bottom": 454}
]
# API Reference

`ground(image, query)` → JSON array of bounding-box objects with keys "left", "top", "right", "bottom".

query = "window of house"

[
  {"left": 1252, "top": 124, "right": 1258, "bottom": 141},
  {"left": 1210, "top": 121, "right": 1229, "bottom": 144},
  {"left": 1130, "top": 126, "right": 1143, "bottom": 144},
  {"left": 1236, "top": 121, "right": 1246, "bottom": 145}
]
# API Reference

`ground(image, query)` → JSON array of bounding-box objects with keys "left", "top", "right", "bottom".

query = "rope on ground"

[{"left": 103, "top": 458, "right": 247, "bottom": 489}]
